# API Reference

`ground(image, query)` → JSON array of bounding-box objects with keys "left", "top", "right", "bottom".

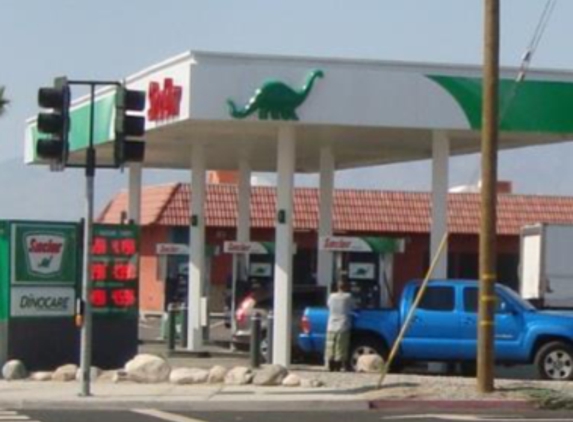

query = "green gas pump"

[{"left": 319, "top": 236, "right": 405, "bottom": 308}]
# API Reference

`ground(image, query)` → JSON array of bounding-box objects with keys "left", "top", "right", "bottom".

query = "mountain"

[{"left": 0, "top": 158, "right": 190, "bottom": 221}]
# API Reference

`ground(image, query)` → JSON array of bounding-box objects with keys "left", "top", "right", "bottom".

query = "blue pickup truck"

[{"left": 298, "top": 279, "right": 573, "bottom": 380}]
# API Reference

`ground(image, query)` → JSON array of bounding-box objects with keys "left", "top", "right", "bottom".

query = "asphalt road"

[{"left": 18, "top": 409, "right": 573, "bottom": 422}]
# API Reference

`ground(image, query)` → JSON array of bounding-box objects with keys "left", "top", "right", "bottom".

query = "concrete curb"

[
  {"left": 368, "top": 399, "right": 536, "bottom": 411},
  {"left": 0, "top": 399, "right": 371, "bottom": 412}
]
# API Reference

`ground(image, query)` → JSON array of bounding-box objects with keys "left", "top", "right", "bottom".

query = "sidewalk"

[
  {"left": 1, "top": 366, "right": 572, "bottom": 411},
  {"left": 3, "top": 339, "right": 571, "bottom": 412}
]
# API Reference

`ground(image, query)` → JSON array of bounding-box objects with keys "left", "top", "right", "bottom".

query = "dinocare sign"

[{"left": 10, "top": 287, "right": 75, "bottom": 317}]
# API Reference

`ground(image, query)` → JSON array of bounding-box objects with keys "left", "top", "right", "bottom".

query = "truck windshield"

[{"left": 498, "top": 285, "right": 536, "bottom": 311}]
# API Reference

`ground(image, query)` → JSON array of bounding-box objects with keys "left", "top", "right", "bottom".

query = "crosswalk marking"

[
  {"left": 132, "top": 409, "right": 208, "bottom": 422},
  {"left": 0, "top": 411, "right": 39, "bottom": 422}
]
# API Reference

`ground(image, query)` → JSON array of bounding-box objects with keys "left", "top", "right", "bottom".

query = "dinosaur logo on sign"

[{"left": 227, "top": 69, "right": 324, "bottom": 121}]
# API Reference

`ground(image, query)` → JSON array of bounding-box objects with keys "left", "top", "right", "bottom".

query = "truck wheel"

[
  {"left": 460, "top": 362, "right": 477, "bottom": 377},
  {"left": 534, "top": 341, "right": 573, "bottom": 380},
  {"left": 350, "top": 336, "right": 388, "bottom": 372}
]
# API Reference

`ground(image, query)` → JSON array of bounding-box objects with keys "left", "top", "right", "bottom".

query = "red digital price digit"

[
  {"left": 91, "top": 289, "right": 107, "bottom": 307},
  {"left": 111, "top": 239, "right": 122, "bottom": 255},
  {"left": 120, "top": 238, "right": 137, "bottom": 255},
  {"left": 91, "top": 262, "right": 107, "bottom": 282},
  {"left": 92, "top": 237, "right": 108, "bottom": 255},
  {"left": 112, "top": 263, "right": 137, "bottom": 281},
  {"left": 111, "top": 289, "right": 136, "bottom": 307}
]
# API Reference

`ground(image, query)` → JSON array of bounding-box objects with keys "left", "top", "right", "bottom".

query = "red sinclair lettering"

[
  {"left": 324, "top": 238, "right": 352, "bottom": 249},
  {"left": 148, "top": 78, "right": 182, "bottom": 121},
  {"left": 29, "top": 238, "right": 63, "bottom": 254},
  {"left": 227, "top": 243, "right": 251, "bottom": 253},
  {"left": 158, "top": 245, "right": 181, "bottom": 254}
]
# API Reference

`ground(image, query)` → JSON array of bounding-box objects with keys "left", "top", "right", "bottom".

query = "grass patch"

[{"left": 521, "top": 387, "right": 573, "bottom": 410}]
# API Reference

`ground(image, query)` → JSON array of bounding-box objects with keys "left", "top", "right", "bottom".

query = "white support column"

[
  {"left": 317, "top": 146, "right": 334, "bottom": 288},
  {"left": 431, "top": 131, "right": 450, "bottom": 279},
  {"left": 128, "top": 163, "right": 142, "bottom": 224},
  {"left": 188, "top": 143, "right": 206, "bottom": 351},
  {"left": 231, "top": 159, "right": 251, "bottom": 336},
  {"left": 237, "top": 159, "right": 251, "bottom": 243},
  {"left": 272, "top": 125, "right": 295, "bottom": 367}
]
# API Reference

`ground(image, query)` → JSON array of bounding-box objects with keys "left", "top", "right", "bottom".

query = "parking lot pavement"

[
  {"left": 139, "top": 314, "right": 231, "bottom": 345},
  {"left": 139, "top": 314, "right": 540, "bottom": 381}
]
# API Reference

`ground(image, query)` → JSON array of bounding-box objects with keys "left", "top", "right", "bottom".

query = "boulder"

[
  {"left": 252, "top": 364, "right": 288, "bottom": 386},
  {"left": 300, "top": 378, "right": 325, "bottom": 388},
  {"left": 52, "top": 364, "right": 78, "bottom": 382},
  {"left": 112, "top": 370, "right": 129, "bottom": 383},
  {"left": 2, "top": 360, "right": 27, "bottom": 380},
  {"left": 75, "top": 366, "right": 102, "bottom": 382},
  {"left": 125, "top": 354, "right": 170, "bottom": 383},
  {"left": 224, "top": 366, "right": 253, "bottom": 385},
  {"left": 281, "top": 373, "right": 301, "bottom": 387},
  {"left": 169, "top": 368, "right": 209, "bottom": 385},
  {"left": 30, "top": 371, "right": 52, "bottom": 381},
  {"left": 356, "top": 354, "right": 384, "bottom": 373},
  {"left": 207, "top": 365, "right": 227, "bottom": 384}
]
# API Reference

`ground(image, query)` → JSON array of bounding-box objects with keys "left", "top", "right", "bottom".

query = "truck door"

[
  {"left": 401, "top": 285, "right": 461, "bottom": 360},
  {"left": 459, "top": 286, "right": 523, "bottom": 360}
]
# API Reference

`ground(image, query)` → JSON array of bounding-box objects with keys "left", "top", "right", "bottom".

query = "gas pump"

[
  {"left": 156, "top": 243, "right": 216, "bottom": 341},
  {"left": 319, "top": 236, "right": 405, "bottom": 309},
  {"left": 223, "top": 241, "right": 276, "bottom": 334}
]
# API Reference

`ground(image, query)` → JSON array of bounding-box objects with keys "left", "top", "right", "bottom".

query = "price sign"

[{"left": 90, "top": 224, "right": 139, "bottom": 316}]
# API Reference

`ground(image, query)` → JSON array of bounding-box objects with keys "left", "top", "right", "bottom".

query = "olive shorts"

[{"left": 325, "top": 330, "right": 351, "bottom": 362}]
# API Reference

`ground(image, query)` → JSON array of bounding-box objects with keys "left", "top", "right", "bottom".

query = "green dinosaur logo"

[
  {"left": 38, "top": 256, "right": 54, "bottom": 269},
  {"left": 227, "top": 69, "right": 324, "bottom": 121}
]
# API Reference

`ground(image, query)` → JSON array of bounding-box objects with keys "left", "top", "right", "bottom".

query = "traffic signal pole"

[
  {"left": 477, "top": 0, "right": 499, "bottom": 393},
  {"left": 79, "top": 84, "right": 96, "bottom": 397},
  {"left": 36, "top": 77, "right": 146, "bottom": 397}
]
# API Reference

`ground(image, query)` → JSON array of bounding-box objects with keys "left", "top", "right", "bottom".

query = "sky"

[{"left": 1, "top": 0, "right": 573, "bottom": 220}]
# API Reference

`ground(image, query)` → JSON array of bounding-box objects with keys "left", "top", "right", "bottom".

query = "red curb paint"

[{"left": 368, "top": 399, "right": 535, "bottom": 411}]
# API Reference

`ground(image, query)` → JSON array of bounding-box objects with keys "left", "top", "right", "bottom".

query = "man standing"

[{"left": 325, "top": 279, "right": 354, "bottom": 372}]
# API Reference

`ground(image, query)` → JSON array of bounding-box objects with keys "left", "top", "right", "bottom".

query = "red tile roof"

[{"left": 98, "top": 183, "right": 573, "bottom": 235}]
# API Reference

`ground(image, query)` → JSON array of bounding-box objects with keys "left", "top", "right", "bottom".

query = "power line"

[
  {"left": 464, "top": 1, "right": 557, "bottom": 190},
  {"left": 500, "top": 0, "right": 557, "bottom": 121}
]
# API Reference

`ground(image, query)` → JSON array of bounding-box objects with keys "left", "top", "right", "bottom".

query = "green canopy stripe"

[{"left": 428, "top": 75, "right": 573, "bottom": 133}]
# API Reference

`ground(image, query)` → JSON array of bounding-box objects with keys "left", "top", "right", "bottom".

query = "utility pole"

[{"left": 477, "top": 0, "right": 499, "bottom": 393}]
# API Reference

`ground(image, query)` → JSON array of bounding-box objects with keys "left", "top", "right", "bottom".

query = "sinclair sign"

[
  {"left": 319, "top": 236, "right": 405, "bottom": 254},
  {"left": 11, "top": 223, "right": 78, "bottom": 284}
]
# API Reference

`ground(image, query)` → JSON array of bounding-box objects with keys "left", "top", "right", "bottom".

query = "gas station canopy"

[{"left": 25, "top": 51, "right": 573, "bottom": 171}]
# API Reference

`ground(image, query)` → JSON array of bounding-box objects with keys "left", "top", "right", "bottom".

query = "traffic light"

[
  {"left": 36, "top": 77, "right": 71, "bottom": 165},
  {"left": 114, "top": 85, "right": 146, "bottom": 165}
]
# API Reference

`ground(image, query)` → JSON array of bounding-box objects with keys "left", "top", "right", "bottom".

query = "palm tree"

[{"left": 0, "top": 86, "right": 9, "bottom": 116}]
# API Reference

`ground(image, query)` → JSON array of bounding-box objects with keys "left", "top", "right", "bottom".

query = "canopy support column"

[
  {"left": 237, "top": 159, "right": 251, "bottom": 245},
  {"left": 230, "top": 159, "right": 251, "bottom": 336},
  {"left": 317, "top": 146, "right": 334, "bottom": 290},
  {"left": 188, "top": 143, "right": 206, "bottom": 351},
  {"left": 431, "top": 130, "right": 449, "bottom": 278},
  {"left": 272, "top": 125, "right": 295, "bottom": 367}
]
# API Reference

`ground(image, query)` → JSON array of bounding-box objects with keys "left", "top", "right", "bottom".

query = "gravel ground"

[{"left": 290, "top": 367, "right": 573, "bottom": 404}]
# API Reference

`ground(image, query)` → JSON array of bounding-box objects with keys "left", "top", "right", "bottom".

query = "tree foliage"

[{"left": 0, "top": 86, "right": 9, "bottom": 116}]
